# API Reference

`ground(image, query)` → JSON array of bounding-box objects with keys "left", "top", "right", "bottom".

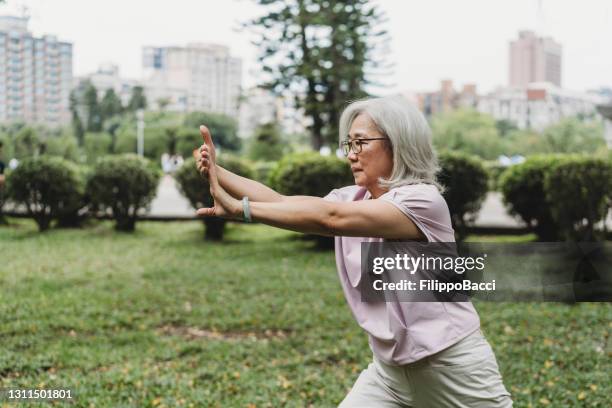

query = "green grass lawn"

[{"left": 1, "top": 219, "right": 610, "bottom": 407}]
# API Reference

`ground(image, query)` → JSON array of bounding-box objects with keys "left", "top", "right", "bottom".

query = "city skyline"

[{"left": 0, "top": 0, "right": 610, "bottom": 95}]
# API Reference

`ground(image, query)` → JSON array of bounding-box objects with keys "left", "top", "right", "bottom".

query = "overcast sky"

[{"left": 1, "top": 0, "right": 610, "bottom": 94}]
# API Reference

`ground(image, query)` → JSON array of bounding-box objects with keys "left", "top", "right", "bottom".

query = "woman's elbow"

[{"left": 319, "top": 204, "right": 345, "bottom": 236}]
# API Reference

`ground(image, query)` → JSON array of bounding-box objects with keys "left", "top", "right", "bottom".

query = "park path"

[{"left": 149, "top": 175, "right": 196, "bottom": 218}]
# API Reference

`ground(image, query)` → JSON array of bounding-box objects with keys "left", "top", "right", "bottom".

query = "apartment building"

[{"left": 0, "top": 15, "right": 72, "bottom": 125}]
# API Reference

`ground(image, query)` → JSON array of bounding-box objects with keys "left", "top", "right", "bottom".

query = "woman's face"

[{"left": 346, "top": 113, "right": 393, "bottom": 197}]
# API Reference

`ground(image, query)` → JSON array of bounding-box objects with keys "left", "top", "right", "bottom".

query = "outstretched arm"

[
  {"left": 216, "top": 164, "right": 285, "bottom": 202},
  {"left": 248, "top": 198, "right": 425, "bottom": 239}
]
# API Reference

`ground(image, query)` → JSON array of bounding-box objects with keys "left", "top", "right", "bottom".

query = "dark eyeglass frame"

[{"left": 340, "top": 138, "right": 388, "bottom": 156}]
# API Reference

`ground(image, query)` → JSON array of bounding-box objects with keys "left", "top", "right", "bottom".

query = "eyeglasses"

[{"left": 340, "top": 138, "right": 387, "bottom": 156}]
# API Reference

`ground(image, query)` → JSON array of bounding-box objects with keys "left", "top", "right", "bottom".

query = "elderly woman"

[{"left": 196, "top": 96, "right": 512, "bottom": 407}]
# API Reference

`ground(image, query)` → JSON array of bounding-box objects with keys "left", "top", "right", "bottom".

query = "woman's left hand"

[
  {"left": 196, "top": 186, "right": 243, "bottom": 220},
  {"left": 195, "top": 162, "right": 243, "bottom": 220}
]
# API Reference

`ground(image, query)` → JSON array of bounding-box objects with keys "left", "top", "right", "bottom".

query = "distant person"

[
  {"left": 173, "top": 154, "right": 184, "bottom": 170},
  {"left": 161, "top": 153, "right": 171, "bottom": 174},
  {"left": 0, "top": 141, "right": 5, "bottom": 187},
  {"left": 8, "top": 158, "right": 18, "bottom": 170},
  {"left": 196, "top": 96, "right": 512, "bottom": 407}
]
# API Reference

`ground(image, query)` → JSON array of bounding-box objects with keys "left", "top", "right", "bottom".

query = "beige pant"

[{"left": 339, "top": 330, "right": 512, "bottom": 407}]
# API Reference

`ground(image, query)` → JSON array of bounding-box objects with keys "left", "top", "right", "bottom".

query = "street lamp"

[
  {"left": 596, "top": 104, "right": 612, "bottom": 149},
  {"left": 136, "top": 109, "right": 145, "bottom": 157}
]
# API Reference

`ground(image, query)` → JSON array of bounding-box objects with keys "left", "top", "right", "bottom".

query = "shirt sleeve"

[
  {"left": 379, "top": 186, "right": 454, "bottom": 242},
  {"left": 323, "top": 189, "right": 340, "bottom": 202}
]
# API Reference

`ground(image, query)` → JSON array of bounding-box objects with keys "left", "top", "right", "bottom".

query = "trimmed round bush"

[
  {"left": 544, "top": 157, "right": 612, "bottom": 241},
  {"left": 268, "top": 152, "right": 353, "bottom": 248},
  {"left": 268, "top": 152, "right": 353, "bottom": 196},
  {"left": 499, "top": 155, "right": 569, "bottom": 241},
  {"left": 87, "top": 154, "right": 160, "bottom": 231},
  {"left": 5, "top": 156, "right": 85, "bottom": 231},
  {"left": 175, "top": 155, "right": 255, "bottom": 240},
  {"left": 438, "top": 152, "right": 489, "bottom": 240}
]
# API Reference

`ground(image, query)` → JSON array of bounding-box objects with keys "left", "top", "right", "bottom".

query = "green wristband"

[{"left": 242, "top": 196, "right": 252, "bottom": 223}]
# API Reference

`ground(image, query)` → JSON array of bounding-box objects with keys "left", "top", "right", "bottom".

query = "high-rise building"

[
  {"left": 0, "top": 15, "right": 72, "bottom": 125},
  {"left": 142, "top": 43, "right": 241, "bottom": 116},
  {"left": 509, "top": 30, "right": 562, "bottom": 88}
]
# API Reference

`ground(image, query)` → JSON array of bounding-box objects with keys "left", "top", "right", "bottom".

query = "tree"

[
  {"left": 502, "top": 129, "right": 542, "bottom": 156},
  {"left": 245, "top": 0, "right": 389, "bottom": 150},
  {"left": 100, "top": 88, "right": 123, "bottom": 121},
  {"left": 495, "top": 119, "right": 518, "bottom": 137},
  {"left": 127, "top": 86, "right": 147, "bottom": 111},
  {"left": 13, "top": 126, "right": 41, "bottom": 159},
  {"left": 83, "top": 82, "right": 103, "bottom": 132},
  {"left": 164, "top": 126, "right": 179, "bottom": 155},
  {"left": 183, "top": 112, "right": 241, "bottom": 151},
  {"left": 248, "top": 122, "right": 285, "bottom": 161},
  {"left": 431, "top": 109, "right": 505, "bottom": 160},
  {"left": 104, "top": 116, "right": 123, "bottom": 154},
  {"left": 540, "top": 117, "right": 605, "bottom": 154},
  {"left": 69, "top": 90, "right": 85, "bottom": 146},
  {"left": 45, "top": 133, "right": 80, "bottom": 162},
  {"left": 156, "top": 97, "right": 171, "bottom": 111}
]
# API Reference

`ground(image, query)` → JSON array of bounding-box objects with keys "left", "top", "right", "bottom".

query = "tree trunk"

[
  {"left": 115, "top": 214, "right": 136, "bottom": 232},
  {"left": 35, "top": 215, "right": 52, "bottom": 232},
  {"left": 57, "top": 212, "right": 86, "bottom": 228},
  {"left": 204, "top": 217, "right": 226, "bottom": 241}
]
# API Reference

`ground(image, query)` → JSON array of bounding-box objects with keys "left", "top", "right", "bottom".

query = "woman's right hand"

[{"left": 196, "top": 125, "right": 217, "bottom": 180}]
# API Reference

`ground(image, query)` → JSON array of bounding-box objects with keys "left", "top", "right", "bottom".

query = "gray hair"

[{"left": 338, "top": 95, "right": 442, "bottom": 191}]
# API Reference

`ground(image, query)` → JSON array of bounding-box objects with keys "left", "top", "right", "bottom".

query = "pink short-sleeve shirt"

[{"left": 324, "top": 184, "right": 480, "bottom": 365}]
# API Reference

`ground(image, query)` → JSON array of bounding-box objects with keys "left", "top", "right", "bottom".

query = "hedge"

[
  {"left": 87, "top": 154, "right": 160, "bottom": 231},
  {"left": 499, "top": 155, "right": 569, "bottom": 241},
  {"left": 5, "top": 156, "right": 85, "bottom": 231},
  {"left": 501, "top": 155, "right": 612, "bottom": 241},
  {"left": 268, "top": 152, "right": 353, "bottom": 196},
  {"left": 545, "top": 157, "right": 612, "bottom": 241},
  {"left": 438, "top": 152, "right": 489, "bottom": 241}
]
